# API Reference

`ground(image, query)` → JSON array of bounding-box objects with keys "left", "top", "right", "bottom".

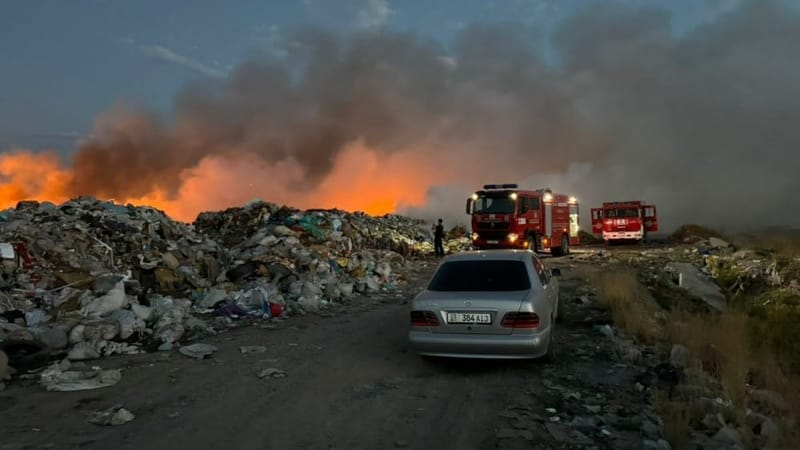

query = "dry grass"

[
  {"left": 667, "top": 310, "right": 750, "bottom": 410},
  {"left": 730, "top": 231, "right": 800, "bottom": 261},
  {"left": 595, "top": 269, "right": 800, "bottom": 449},
  {"left": 652, "top": 390, "right": 694, "bottom": 450},
  {"left": 593, "top": 270, "right": 665, "bottom": 343},
  {"left": 663, "top": 308, "right": 800, "bottom": 449}
]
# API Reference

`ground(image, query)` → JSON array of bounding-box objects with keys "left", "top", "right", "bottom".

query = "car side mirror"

[{"left": 550, "top": 268, "right": 562, "bottom": 277}]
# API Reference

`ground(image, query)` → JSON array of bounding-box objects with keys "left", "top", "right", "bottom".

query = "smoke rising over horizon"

[{"left": 1, "top": 0, "right": 798, "bottom": 232}]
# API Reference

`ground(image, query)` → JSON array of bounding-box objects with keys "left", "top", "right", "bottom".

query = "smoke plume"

[{"left": 1, "top": 0, "right": 798, "bottom": 231}]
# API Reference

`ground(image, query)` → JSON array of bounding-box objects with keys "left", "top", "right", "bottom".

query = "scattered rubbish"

[
  {"left": 240, "top": 345, "right": 267, "bottom": 354},
  {"left": 1, "top": 340, "right": 49, "bottom": 373},
  {"left": 87, "top": 404, "right": 135, "bottom": 426},
  {"left": 0, "top": 197, "right": 451, "bottom": 371},
  {"left": 674, "top": 263, "right": 726, "bottom": 311},
  {"left": 257, "top": 367, "right": 287, "bottom": 379},
  {"left": 40, "top": 361, "right": 122, "bottom": 392},
  {"left": 178, "top": 343, "right": 218, "bottom": 360}
]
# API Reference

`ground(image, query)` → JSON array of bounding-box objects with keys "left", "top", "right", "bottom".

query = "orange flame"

[{"left": 0, "top": 141, "right": 440, "bottom": 222}]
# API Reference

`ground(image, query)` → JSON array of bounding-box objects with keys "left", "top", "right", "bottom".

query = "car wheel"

[
  {"left": 554, "top": 297, "right": 562, "bottom": 323},
  {"left": 541, "top": 317, "right": 556, "bottom": 363}
]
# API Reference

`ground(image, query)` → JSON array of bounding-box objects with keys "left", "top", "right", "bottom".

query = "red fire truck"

[
  {"left": 465, "top": 184, "right": 580, "bottom": 256},
  {"left": 590, "top": 201, "right": 658, "bottom": 243}
]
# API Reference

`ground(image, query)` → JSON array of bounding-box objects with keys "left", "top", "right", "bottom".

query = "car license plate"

[
  {"left": 487, "top": 240, "right": 499, "bottom": 244},
  {"left": 447, "top": 313, "right": 491, "bottom": 324}
]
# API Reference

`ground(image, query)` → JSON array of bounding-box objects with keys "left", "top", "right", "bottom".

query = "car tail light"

[
  {"left": 501, "top": 312, "right": 540, "bottom": 329},
  {"left": 410, "top": 310, "right": 440, "bottom": 327}
]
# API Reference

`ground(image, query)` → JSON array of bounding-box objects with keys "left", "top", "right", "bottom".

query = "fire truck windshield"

[
  {"left": 605, "top": 208, "right": 640, "bottom": 218},
  {"left": 474, "top": 194, "right": 516, "bottom": 214}
]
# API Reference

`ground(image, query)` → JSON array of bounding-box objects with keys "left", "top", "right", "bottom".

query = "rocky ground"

[
  {"left": 0, "top": 252, "right": 679, "bottom": 450},
  {"left": 2, "top": 199, "right": 797, "bottom": 449}
]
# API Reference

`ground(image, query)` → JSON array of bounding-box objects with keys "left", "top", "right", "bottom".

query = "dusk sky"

[{"left": 0, "top": 0, "right": 745, "bottom": 152}]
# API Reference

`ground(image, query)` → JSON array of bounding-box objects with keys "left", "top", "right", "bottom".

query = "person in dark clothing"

[{"left": 434, "top": 218, "right": 445, "bottom": 257}]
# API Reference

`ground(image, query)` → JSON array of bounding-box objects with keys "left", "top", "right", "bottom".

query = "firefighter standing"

[{"left": 434, "top": 218, "right": 445, "bottom": 257}]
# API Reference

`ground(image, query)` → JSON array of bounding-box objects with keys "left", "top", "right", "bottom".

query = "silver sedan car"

[{"left": 408, "top": 249, "right": 561, "bottom": 360}]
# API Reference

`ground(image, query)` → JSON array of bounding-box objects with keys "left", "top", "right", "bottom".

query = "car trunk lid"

[{"left": 416, "top": 290, "right": 529, "bottom": 335}]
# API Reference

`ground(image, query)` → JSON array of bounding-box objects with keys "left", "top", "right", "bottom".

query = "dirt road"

[{"left": 1, "top": 258, "right": 665, "bottom": 450}]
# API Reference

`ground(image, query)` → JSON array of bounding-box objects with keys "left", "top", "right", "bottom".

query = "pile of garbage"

[{"left": 0, "top": 197, "right": 441, "bottom": 373}]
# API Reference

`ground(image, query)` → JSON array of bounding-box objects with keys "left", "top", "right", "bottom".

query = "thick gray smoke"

[
  {"left": 404, "top": 0, "right": 800, "bottom": 232},
  {"left": 56, "top": 0, "right": 800, "bottom": 231}
]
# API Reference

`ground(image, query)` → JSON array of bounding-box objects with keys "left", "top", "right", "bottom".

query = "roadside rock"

[
  {"left": 709, "top": 237, "right": 732, "bottom": 249},
  {"left": 748, "top": 389, "right": 789, "bottom": 415},
  {"left": 670, "top": 344, "right": 689, "bottom": 368},
  {"left": 711, "top": 426, "right": 744, "bottom": 449}
]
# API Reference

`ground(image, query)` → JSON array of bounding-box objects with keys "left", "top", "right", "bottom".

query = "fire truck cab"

[
  {"left": 590, "top": 201, "right": 658, "bottom": 243},
  {"left": 465, "top": 184, "right": 580, "bottom": 256}
]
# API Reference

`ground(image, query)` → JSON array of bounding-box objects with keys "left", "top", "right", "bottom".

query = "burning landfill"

[{"left": 0, "top": 197, "right": 470, "bottom": 390}]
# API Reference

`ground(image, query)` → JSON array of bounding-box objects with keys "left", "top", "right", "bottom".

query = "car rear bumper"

[
  {"left": 603, "top": 231, "right": 643, "bottom": 240},
  {"left": 408, "top": 327, "right": 552, "bottom": 359}
]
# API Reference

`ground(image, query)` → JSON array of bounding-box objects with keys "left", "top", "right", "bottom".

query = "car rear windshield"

[{"left": 427, "top": 260, "right": 531, "bottom": 291}]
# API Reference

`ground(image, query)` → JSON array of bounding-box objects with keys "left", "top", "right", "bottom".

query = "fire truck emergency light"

[{"left": 482, "top": 183, "right": 519, "bottom": 190}]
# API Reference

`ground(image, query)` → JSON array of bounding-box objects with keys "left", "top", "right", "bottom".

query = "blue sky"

[{"left": 0, "top": 0, "right": 744, "bottom": 153}]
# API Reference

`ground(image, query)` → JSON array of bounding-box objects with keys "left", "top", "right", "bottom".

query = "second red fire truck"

[
  {"left": 465, "top": 183, "right": 580, "bottom": 256},
  {"left": 590, "top": 200, "right": 658, "bottom": 243}
]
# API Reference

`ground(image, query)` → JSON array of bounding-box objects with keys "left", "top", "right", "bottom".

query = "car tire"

[
  {"left": 554, "top": 297, "right": 562, "bottom": 323},
  {"left": 541, "top": 317, "right": 556, "bottom": 363}
]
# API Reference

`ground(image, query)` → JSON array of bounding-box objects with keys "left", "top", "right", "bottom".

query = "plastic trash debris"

[
  {"left": 257, "top": 367, "right": 287, "bottom": 379},
  {"left": 178, "top": 343, "right": 218, "bottom": 359},
  {"left": 213, "top": 302, "right": 248, "bottom": 319},
  {"left": 199, "top": 288, "right": 228, "bottom": 310},
  {"left": 87, "top": 404, "right": 135, "bottom": 426},
  {"left": 81, "top": 280, "right": 127, "bottom": 317},
  {"left": 1, "top": 340, "right": 49, "bottom": 373},
  {"left": 24, "top": 309, "right": 48, "bottom": 327},
  {"left": 40, "top": 360, "right": 122, "bottom": 391}
]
